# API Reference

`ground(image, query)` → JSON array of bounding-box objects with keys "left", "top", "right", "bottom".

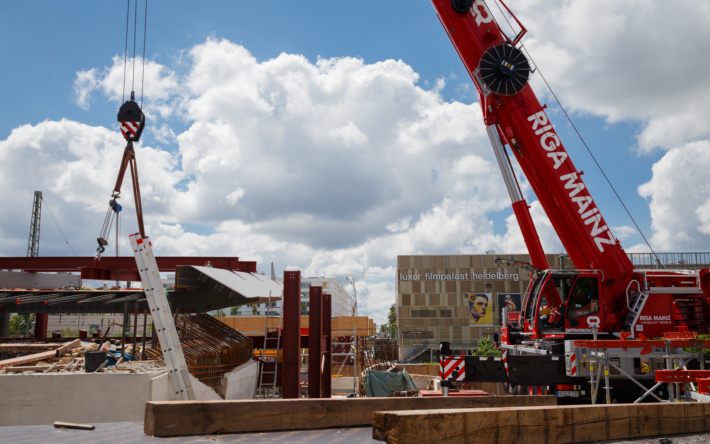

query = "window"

[
  {"left": 402, "top": 331, "right": 434, "bottom": 339},
  {"left": 411, "top": 310, "right": 436, "bottom": 318},
  {"left": 568, "top": 277, "right": 600, "bottom": 319}
]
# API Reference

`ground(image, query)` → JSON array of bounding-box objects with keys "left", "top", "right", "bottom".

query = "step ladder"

[
  {"left": 256, "top": 295, "right": 282, "bottom": 399},
  {"left": 623, "top": 288, "right": 649, "bottom": 334},
  {"left": 130, "top": 233, "right": 195, "bottom": 401}
]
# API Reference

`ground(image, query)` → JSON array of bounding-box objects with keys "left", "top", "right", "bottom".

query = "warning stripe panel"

[{"left": 440, "top": 356, "right": 465, "bottom": 381}]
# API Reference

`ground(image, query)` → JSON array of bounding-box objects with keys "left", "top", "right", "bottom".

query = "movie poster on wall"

[
  {"left": 467, "top": 293, "right": 493, "bottom": 326},
  {"left": 497, "top": 293, "right": 521, "bottom": 324}
]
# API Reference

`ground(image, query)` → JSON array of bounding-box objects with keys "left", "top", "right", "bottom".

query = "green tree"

[
  {"left": 300, "top": 302, "right": 308, "bottom": 315},
  {"left": 10, "top": 313, "right": 34, "bottom": 337},
  {"left": 472, "top": 337, "right": 501, "bottom": 356},
  {"left": 229, "top": 306, "right": 239, "bottom": 316},
  {"left": 387, "top": 304, "right": 396, "bottom": 338},
  {"left": 251, "top": 304, "right": 258, "bottom": 315}
]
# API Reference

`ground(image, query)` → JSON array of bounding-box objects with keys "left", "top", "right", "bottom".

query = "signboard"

[
  {"left": 497, "top": 293, "right": 521, "bottom": 324},
  {"left": 468, "top": 293, "right": 493, "bottom": 326}
]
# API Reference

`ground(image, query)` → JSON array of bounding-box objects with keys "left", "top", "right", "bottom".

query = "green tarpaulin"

[{"left": 364, "top": 369, "right": 418, "bottom": 397}]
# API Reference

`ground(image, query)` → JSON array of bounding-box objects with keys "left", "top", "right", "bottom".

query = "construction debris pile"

[
  {"left": 0, "top": 338, "right": 165, "bottom": 375},
  {"left": 176, "top": 314, "right": 253, "bottom": 394},
  {"left": 0, "top": 314, "right": 253, "bottom": 390}
]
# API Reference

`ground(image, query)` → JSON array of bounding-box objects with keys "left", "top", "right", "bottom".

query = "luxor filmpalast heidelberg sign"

[{"left": 398, "top": 272, "right": 519, "bottom": 282}]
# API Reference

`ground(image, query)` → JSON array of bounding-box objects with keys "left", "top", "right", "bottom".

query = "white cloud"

[
  {"left": 6, "top": 0, "right": 710, "bottom": 327},
  {"left": 638, "top": 141, "right": 710, "bottom": 250}
]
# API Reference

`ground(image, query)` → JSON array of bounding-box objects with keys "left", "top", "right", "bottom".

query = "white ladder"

[
  {"left": 256, "top": 297, "right": 282, "bottom": 399},
  {"left": 130, "top": 233, "right": 195, "bottom": 400}
]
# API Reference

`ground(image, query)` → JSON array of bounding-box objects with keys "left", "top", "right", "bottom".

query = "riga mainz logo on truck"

[{"left": 527, "top": 110, "right": 616, "bottom": 253}]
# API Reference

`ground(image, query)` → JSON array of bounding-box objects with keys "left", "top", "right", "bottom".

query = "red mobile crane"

[{"left": 432, "top": 0, "right": 710, "bottom": 402}]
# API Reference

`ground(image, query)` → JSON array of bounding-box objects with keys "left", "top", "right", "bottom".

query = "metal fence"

[{"left": 627, "top": 252, "right": 710, "bottom": 269}]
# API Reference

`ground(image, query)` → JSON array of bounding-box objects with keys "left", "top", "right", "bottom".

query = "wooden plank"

[
  {"left": 144, "top": 395, "right": 555, "bottom": 437},
  {"left": 0, "top": 350, "right": 57, "bottom": 369},
  {"left": 53, "top": 421, "right": 95, "bottom": 430},
  {"left": 371, "top": 403, "right": 710, "bottom": 444},
  {"left": 4, "top": 365, "right": 54, "bottom": 372},
  {"left": 55, "top": 339, "right": 82, "bottom": 357},
  {"left": 0, "top": 343, "right": 61, "bottom": 351}
]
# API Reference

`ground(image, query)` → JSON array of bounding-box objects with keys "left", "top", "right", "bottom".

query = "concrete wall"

[
  {"left": 150, "top": 373, "right": 222, "bottom": 402},
  {"left": 0, "top": 359, "right": 261, "bottom": 427},
  {"left": 332, "top": 376, "right": 357, "bottom": 394},
  {"left": 0, "top": 271, "right": 80, "bottom": 289},
  {"left": 223, "top": 360, "right": 258, "bottom": 399},
  {"left": 0, "top": 373, "right": 157, "bottom": 427}
]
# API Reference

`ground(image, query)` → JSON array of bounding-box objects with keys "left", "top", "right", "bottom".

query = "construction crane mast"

[{"left": 27, "top": 191, "right": 42, "bottom": 258}]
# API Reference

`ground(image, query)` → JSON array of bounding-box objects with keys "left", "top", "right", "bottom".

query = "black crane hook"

[{"left": 117, "top": 91, "right": 146, "bottom": 142}]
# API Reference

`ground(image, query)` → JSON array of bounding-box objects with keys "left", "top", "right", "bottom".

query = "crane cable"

[
  {"left": 98, "top": 0, "right": 148, "bottom": 260},
  {"left": 122, "top": 0, "right": 148, "bottom": 106},
  {"left": 490, "top": 0, "right": 662, "bottom": 265}
]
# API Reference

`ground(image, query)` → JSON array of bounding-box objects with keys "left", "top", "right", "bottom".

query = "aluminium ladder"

[
  {"left": 256, "top": 295, "right": 283, "bottom": 398},
  {"left": 130, "top": 233, "right": 195, "bottom": 400}
]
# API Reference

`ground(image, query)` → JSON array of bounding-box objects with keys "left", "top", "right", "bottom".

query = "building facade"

[
  {"left": 396, "top": 252, "right": 710, "bottom": 362},
  {"left": 233, "top": 276, "right": 355, "bottom": 317},
  {"left": 396, "top": 253, "right": 548, "bottom": 361}
]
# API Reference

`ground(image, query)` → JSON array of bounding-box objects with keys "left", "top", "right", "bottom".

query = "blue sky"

[{"left": 2, "top": 1, "right": 710, "bottom": 325}]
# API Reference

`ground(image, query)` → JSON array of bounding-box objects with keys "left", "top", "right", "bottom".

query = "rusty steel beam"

[
  {"left": 322, "top": 293, "right": 332, "bottom": 398},
  {"left": 281, "top": 270, "right": 301, "bottom": 399},
  {"left": 308, "top": 286, "right": 323, "bottom": 399}
]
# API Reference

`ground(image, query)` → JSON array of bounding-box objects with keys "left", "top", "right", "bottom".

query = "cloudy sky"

[{"left": 1, "top": 1, "right": 709, "bottom": 326}]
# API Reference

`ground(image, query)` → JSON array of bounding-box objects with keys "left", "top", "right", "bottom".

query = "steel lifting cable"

[
  {"left": 490, "top": 0, "right": 662, "bottom": 264},
  {"left": 97, "top": 0, "right": 148, "bottom": 259},
  {"left": 519, "top": 46, "right": 662, "bottom": 264},
  {"left": 42, "top": 196, "right": 78, "bottom": 256}
]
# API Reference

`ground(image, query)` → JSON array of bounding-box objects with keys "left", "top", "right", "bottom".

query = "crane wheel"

[{"left": 451, "top": 0, "right": 473, "bottom": 14}]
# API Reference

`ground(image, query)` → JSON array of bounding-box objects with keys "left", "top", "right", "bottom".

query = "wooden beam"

[
  {"left": 55, "top": 339, "right": 82, "bottom": 357},
  {"left": 144, "top": 396, "right": 555, "bottom": 437},
  {"left": 0, "top": 350, "right": 57, "bottom": 369},
  {"left": 4, "top": 365, "right": 54, "bottom": 372},
  {"left": 371, "top": 403, "right": 710, "bottom": 443},
  {"left": 0, "top": 343, "right": 62, "bottom": 352},
  {"left": 53, "top": 421, "right": 96, "bottom": 431}
]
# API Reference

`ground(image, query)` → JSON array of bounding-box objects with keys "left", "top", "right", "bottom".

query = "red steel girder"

[
  {"left": 0, "top": 256, "right": 254, "bottom": 273},
  {"left": 574, "top": 339, "right": 710, "bottom": 349},
  {"left": 655, "top": 370, "right": 710, "bottom": 383}
]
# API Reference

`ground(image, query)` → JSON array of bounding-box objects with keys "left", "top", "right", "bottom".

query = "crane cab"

[{"left": 506, "top": 270, "right": 604, "bottom": 343}]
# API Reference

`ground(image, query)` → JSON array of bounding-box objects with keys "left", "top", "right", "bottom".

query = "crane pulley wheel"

[
  {"left": 478, "top": 44, "right": 531, "bottom": 96},
  {"left": 451, "top": 0, "right": 473, "bottom": 14}
]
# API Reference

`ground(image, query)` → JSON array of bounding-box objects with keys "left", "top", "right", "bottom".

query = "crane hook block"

[{"left": 117, "top": 100, "right": 146, "bottom": 142}]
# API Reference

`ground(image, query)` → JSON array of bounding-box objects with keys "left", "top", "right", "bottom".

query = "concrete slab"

[{"left": 0, "top": 422, "right": 379, "bottom": 444}]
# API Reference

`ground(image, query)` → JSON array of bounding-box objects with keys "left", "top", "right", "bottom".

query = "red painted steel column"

[
  {"left": 34, "top": 313, "right": 48, "bottom": 338},
  {"left": 322, "top": 293, "right": 332, "bottom": 398},
  {"left": 282, "top": 270, "right": 301, "bottom": 399},
  {"left": 308, "top": 286, "right": 322, "bottom": 398}
]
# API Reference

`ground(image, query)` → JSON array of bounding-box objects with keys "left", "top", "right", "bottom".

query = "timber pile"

[
  {"left": 0, "top": 339, "right": 165, "bottom": 374},
  {"left": 0, "top": 339, "right": 84, "bottom": 372},
  {"left": 371, "top": 403, "right": 710, "bottom": 444}
]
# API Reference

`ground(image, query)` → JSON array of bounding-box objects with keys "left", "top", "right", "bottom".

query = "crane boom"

[{"left": 431, "top": 0, "right": 633, "bottom": 284}]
